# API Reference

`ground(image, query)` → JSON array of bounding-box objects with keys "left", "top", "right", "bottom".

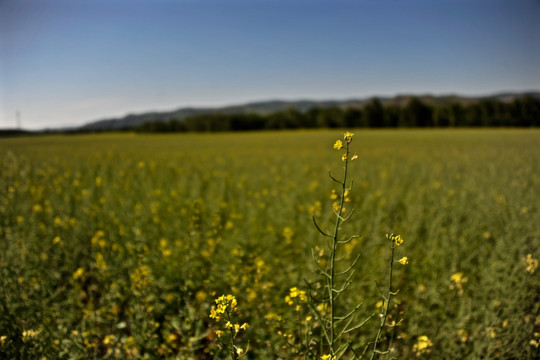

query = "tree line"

[{"left": 135, "top": 96, "right": 540, "bottom": 133}]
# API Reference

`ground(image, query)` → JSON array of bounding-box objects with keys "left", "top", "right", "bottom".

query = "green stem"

[
  {"left": 370, "top": 244, "right": 396, "bottom": 360},
  {"left": 226, "top": 310, "right": 237, "bottom": 360},
  {"left": 329, "top": 141, "right": 350, "bottom": 355}
]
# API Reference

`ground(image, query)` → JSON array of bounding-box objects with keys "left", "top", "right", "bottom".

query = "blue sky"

[{"left": 1, "top": 0, "right": 539, "bottom": 130}]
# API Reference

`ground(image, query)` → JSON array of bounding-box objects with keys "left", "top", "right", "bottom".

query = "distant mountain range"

[{"left": 80, "top": 91, "right": 540, "bottom": 131}]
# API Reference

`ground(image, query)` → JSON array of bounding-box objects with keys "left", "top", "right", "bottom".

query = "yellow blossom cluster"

[
  {"left": 285, "top": 287, "right": 307, "bottom": 312},
  {"left": 398, "top": 256, "right": 409, "bottom": 265},
  {"left": 73, "top": 267, "right": 85, "bottom": 280},
  {"left": 321, "top": 355, "right": 336, "bottom": 360},
  {"left": 224, "top": 322, "right": 249, "bottom": 333},
  {"left": 333, "top": 132, "right": 358, "bottom": 162},
  {"left": 413, "top": 335, "right": 433, "bottom": 355},
  {"left": 530, "top": 332, "right": 540, "bottom": 348},
  {"left": 209, "top": 294, "right": 249, "bottom": 357},
  {"left": 22, "top": 329, "right": 41, "bottom": 342},
  {"left": 450, "top": 272, "right": 468, "bottom": 295},
  {"left": 386, "top": 234, "right": 404, "bottom": 246},
  {"left": 209, "top": 294, "right": 238, "bottom": 321},
  {"left": 523, "top": 253, "right": 538, "bottom": 274},
  {"left": 130, "top": 264, "right": 153, "bottom": 291}
]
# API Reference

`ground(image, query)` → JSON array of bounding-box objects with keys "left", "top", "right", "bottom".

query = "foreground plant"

[
  {"left": 209, "top": 294, "right": 249, "bottom": 359},
  {"left": 304, "top": 132, "right": 406, "bottom": 359}
]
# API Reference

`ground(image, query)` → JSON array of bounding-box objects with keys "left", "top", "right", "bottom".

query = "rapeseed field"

[{"left": 1, "top": 129, "right": 539, "bottom": 359}]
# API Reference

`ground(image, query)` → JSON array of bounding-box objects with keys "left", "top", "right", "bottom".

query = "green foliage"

[
  {"left": 0, "top": 130, "right": 539, "bottom": 359},
  {"left": 132, "top": 97, "right": 540, "bottom": 133}
]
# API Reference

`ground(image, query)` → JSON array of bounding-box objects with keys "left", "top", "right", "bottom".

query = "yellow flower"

[
  {"left": 240, "top": 323, "right": 249, "bottom": 330},
  {"left": 95, "top": 253, "right": 107, "bottom": 271},
  {"left": 321, "top": 355, "right": 336, "bottom": 360},
  {"left": 343, "top": 131, "right": 354, "bottom": 142},
  {"left": 103, "top": 334, "right": 115, "bottom": 345},
  {"left": 196, "top": 290, "right": 207, "bottom": 302},
  {"left": 457, "top": 329, "right": 468, "bottom": 342},
  {"left": 22, "top": 329, "right": 40, "bottom": 341},
  {"left": 450, "top": 272, "right": 468, "bottom": 295},
  {"left": 351, "top": 154, "right": 358, "bottom": 161},
  {"left": 333, "top": 140, "right": 343, "bottom": 149},
  {"left": 450, "top": 272, "right": 467, "bottom": 285},
  {"left": 214, "top": 294, "right": 238, "bottom": 311},
  {"left": 215, "top": 330, "right": 224, "bottom": 337},
  {"left": 341, "top": 153, "right": 348, "bottom": 161},
  {"left": 236, "top": 347, "right": 244, "bottom": 356},
  {"left": 398, "top": 257, "right": 408, "bottom": 265},
  {"left": 162, "top": 249, "right": 172, "bottom": 257},
  {"left": 413, "top": 335, "right": 433, "bottom": 354},
  {"left": 523, "top": 254, "right": 538, "bottom": 273},
  {"left": 166, "top": 333, "right": 177, "bottom": 343},
  {"left": 285, "top": 295, "right": 293, "bottom": 306},
  {"left": 209, "top": 302, "right": 227, "bottom": 320},
  {"left": 283, "top": 227, "right": 294, "bottom": 242},
  {"left": 73, "top": 267, "right": 84, "bottom": 280},
  {"left": 286, "top": 287, "right": 307, "bottom": 307},
  {"left": 387, "top": 234, "right": 404, "bottom": 246}
]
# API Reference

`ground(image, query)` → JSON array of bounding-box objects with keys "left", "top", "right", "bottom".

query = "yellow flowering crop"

[
  {"left": 398, "top": 256, "right": 409, "bottom": 265},
  {"left": 333, "top": 140, "right": 343, "bottom": 149}
]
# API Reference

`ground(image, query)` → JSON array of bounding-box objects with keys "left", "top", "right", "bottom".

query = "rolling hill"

[{"left": 79, "top": 91, "right": 540, "bottom": 131}]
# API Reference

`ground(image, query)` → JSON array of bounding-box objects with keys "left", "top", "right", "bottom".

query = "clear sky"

[{"left": 1, "top": 0, "right": 539, "bottom": 130}]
